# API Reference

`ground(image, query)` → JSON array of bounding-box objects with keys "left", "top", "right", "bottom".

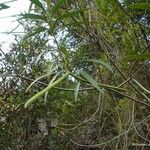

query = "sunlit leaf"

[
  {"left": 26, "top": 63, "right": 56, "bottom": 92},
  {"left": 65, "top": 100, "right": 75, "bottom": 107},
  {"left": 95, "top": 0, "right": 106, "bottom": 10},
  {"left": 44, "top": 72, "right": 60, "bottom": 105},
  {"left": 25, "top": 73, "right": 49, "bottom": 93},
  {"left": 35, "top": 50, "right": 46, "bottom": 64},
  {"left": 80, "top": 71, "right": 103, "bottom": 92},
  {"left": 25, "top": 71, "right": 70, "bottom": 108},
  {"left": 128, "top": 3, "right": 150, "bottom": 10},
  {"left": 126, "top": 53, "right": 150, "bottom": 61},
  {"left": 74, "top": 82, "right": 80, "bottom": 101},
  {"left": 133, "top": 79, "right": 150, "bottom": 94},
  {"left": 44, "top": 91, "right": 49, "bottom": 105}
]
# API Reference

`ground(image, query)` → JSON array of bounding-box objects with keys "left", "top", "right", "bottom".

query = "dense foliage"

[{"left": 0, "top": 0, "right": 150, "bottom": 149}]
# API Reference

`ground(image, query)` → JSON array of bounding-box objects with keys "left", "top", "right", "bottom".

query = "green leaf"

[
  {"left": 56, "top": 10, "right": 81, "bottom": 22},
  {"left": 25, "top": 27, "right": 47, "bottom": 39},
  {"left": 80, "top": 71, "right": 103, "bottom": 92},
  {"left": 85, "top": 59, "right": 113, "bottom": 72},
  {"left": 29, "top": 0, "right": 45, "bottom": 10},
  {"left": 25, "top": 63, "right": 56, "bottom": 92},
  {"left": 95, "top": 0, "right": 106, "bottom": 10},
  {"left": 35, "top": 50, "right": 46, "bottom": 64},
  {"left": 65, "top": 100, "right": 75, "bottom": 107},
  {"left": 133, "top": 79, "right": 150, "bottom": 94},
  {"left": 20, "top": 13, "right": 46, "bottom": 21},
  {"left": 60, "top": 46, "right": 69, "bottom": 58},
  {"left": 25, "top": 73, "right": 49, "bottom": 93},
  {"left": 74, "top": 82, "right": 80, "bottom": 101},
  {"left": 51, "top": 0, "right": 67, "bottom": 15},
  {"left": 25, "top": 71, "right": 70, "bottom": 108},
  {"left": 128, "top": 3, "right": 150, "bottom": 10},
  {"left": 44, "top": 91, "right": 49, "bottom": 105},
  {"left": 0, "top": 3, "right": 10, "bottom": 11},
  {"left": 126, "top": 53, "right": 150, "bottom": 61}
]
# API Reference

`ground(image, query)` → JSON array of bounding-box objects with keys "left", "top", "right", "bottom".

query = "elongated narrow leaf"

[
  {"left": 25, "top": 71, "right": 70, "bottom": 108},
  {"left": 35, "top": 50, "right": 46, "bottom": 64},
  {"left": 51, "top": 0, "right": 66, "bottom": 15},
  {"left": 0, "top": 3, "right": 10, "bottom": 10},
  {"left": 20, "top": 13, "right": 46, "bottom": 21},
  {"left": 44, "top": 91, "right": 48, "bottom": 105},
  {"left": 25, "top": 73, "right": 48, "bottom": 93},
  {"left": 126, "top": 53, "right": 150, "bottom": 61},
  {"left": 85, "top": 59, "right": 113, "bottom": 72},
  {"left": 128, "top": 3, "right": 150, "bottom": 10},
  {"left": 30, "top": 0, "right": 45, "bottom": 10},
  {"left": 80, "top": 71, "right": 103, "bottom": 92},
  {"left": 95, "top": 0, "right": 106, "bottom": 10},
  {"left": 65, "top": 100, "right": 75, "bottom": 107},
  {"left": 133, "top": 79, "right": 150, "bottom": 94},
  {"left": 26, "top": 63, "right": 56, "bottom": 92},
  {"left": 25, "top": 27, "right": 47, "bottom": 39},
  {"left": 44, "top": 73, "right": 60, "bottom": 105},
  {"left": 56, "top": 10, "right": 81, "bottom": 22},
  {"left": 74, "top": 82, "right": 80, "bottom": 101}
]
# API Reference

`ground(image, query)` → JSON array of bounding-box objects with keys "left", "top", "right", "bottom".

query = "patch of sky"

[{"left": 0, "top": 0, "right": 30, "bottom": 53}]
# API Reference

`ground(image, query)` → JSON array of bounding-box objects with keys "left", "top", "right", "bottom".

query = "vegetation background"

[{"left": 0, "top": 0, "right": 150, "bottom": 149}]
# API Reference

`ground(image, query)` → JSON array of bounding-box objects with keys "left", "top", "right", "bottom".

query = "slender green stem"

[
  {"left": 25, "top": 71, "right": 70, "bottom": 108},
  {"left": 70, "top": 73, "right": 125, "bottom": 91}
]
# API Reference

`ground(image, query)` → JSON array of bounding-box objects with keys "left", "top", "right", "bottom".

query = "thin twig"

[
  {"left": 118, "top": 64, "right": 145, "bottom": 87},
  {"left": 8, "top": 74, "right": 150, "bottom": 107},
  {"left": 56, "top": 92, "right": 102, "bottom": 130},
  {"left": 70, "top": 115, "right": 150, "bottom": 148}
]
